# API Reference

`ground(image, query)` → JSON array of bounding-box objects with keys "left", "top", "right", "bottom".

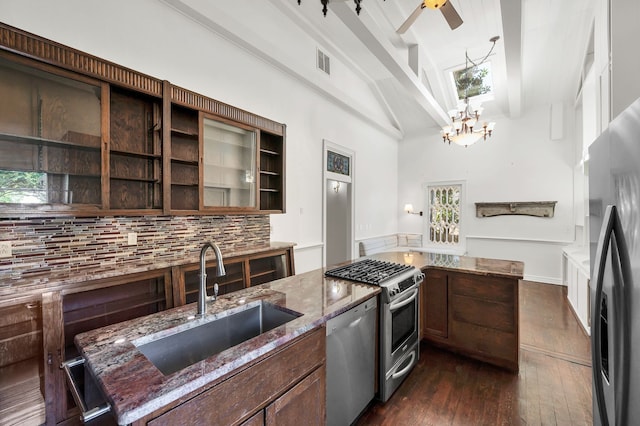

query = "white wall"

[
  {"left": 398, "top": 105, "right": 577, "bottom": 283},
  {"left": 2, "top": 0, "right": 400, "bottom": 273}
]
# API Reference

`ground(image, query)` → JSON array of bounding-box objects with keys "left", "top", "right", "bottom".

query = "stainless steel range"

[{"left": 325, "top": 259, "right": 424, "bottom": 402}]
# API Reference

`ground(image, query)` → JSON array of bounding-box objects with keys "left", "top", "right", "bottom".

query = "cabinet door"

[
  {"left": 0, "top": 298, "right": 46, "bottom": 425},
  {"left": 448, "top": 272, "right": 518, "bottom": 370},
  {"left": 202, "top": 115, "right": 257, "bottom": 210},
  {"left": 265, "top": 365, "right": 325, "bottom": 426},
  {"left": 241, "top": 410, "right": 265, "bottom": 426},
  {"left": 0, "top": 54, "right": 103, "bottom": 210},
  {"left": 56, "top": 273, "right": 169, "bottom": 422},
  {"left": 422, "top": 269, "right": 448, "bottom": 339},
  {"left": 42, "top": 291, "right": 65, "bottom": 424}
]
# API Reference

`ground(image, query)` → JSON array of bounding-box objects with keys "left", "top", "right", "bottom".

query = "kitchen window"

[{"left": 424, "top": 182, "right": 464, "bottom": 251}]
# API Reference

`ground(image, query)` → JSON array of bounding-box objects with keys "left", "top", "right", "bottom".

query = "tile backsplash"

[{"left": 0, "top": 215, "right": 270, "bottom": 282}]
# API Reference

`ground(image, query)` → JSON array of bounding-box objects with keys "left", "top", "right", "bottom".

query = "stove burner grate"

[{"left": 325, "top": 259, "right": 413, "bottom": 285}]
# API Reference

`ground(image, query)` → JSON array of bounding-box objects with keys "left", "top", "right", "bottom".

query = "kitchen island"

[
  {"left": 375, "top": 251, "right": 525, "bottom": 372},
  {"left": 74, "top": 268, "right": 380, "bottom": 425},
  {"left": 73, "top": 251, "right": 523, "bottom": 424}
]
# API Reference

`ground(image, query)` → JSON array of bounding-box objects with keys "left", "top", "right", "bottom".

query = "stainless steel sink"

[{"left": 136, "top": 301, "right": 301, "bottom": 375}]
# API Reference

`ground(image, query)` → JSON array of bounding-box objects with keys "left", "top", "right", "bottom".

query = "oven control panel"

[{"left": 386, "top": 273, "right": 423, "bottom": 299}]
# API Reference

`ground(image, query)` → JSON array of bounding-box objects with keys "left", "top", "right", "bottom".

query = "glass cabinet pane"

[
  {"left": 202, "top": 117, "right": 256, "bottom": 208},
  {"left": 0, "top": 56, "right": 102, "bottom": 205}
]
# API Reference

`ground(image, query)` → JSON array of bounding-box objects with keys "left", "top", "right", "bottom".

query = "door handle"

[
  {"left": 61, "top": 357, "right": 111, "bottom": 423},
  {"left": 389, "top": 288, "right": 418, "bottom": 312},
  {"left": 391, "top": 350, "right": 416, "bottom": 380},
  {"left": 592, "top": 205, "right": 615, "bottom": 426},
  {"left": 591, "top": 205, "right": 632, "bottom": 426}
]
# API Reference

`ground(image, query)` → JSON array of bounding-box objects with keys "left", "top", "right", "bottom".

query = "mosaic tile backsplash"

[{"left": 0, "top": 215, "right": 270, "bottom": 282}]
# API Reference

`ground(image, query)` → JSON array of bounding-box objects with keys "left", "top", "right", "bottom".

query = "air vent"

[{"left": 317, "top": 48, "right": 331, "bottom": 75}]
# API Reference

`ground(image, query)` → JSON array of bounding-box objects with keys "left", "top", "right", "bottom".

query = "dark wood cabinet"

[
  {"left": 0, "top": 23, "right": 286, "bottom": 217},
  {"left": 1, "top": 246, "right": 293, "bottom": 425},
  {"left": 40, "top": 271, "right": 172, "bottom": 424},
  {"left": 141, "top": 327, "right": 325, "bottom": 426},
  {"left": 265, "top": 364, "right": 325, "bottom": 426},
  {"left": 109, "top": 88, "right": 163, "bottom": 211},
  {"left": 420, "top": 269, "right": 519, "bottom": 372},
  {"left": 259, "top": 130, "right": 285, "bottom": 212},
  {"left": 248, "top": 251, "right": 291, "bottom": 286},
  {"left": 0, "top": 298, "right": 45, "bottom": 425},
  {"left": 421, "top": 268, "right": 448, "bottom": 339},
  {"left": 0, "top": 51, "right": 104, "bottom": 211},
  {"left": 174, "top": 247, "right": 295, "bottom": 306},
  {"left": 168, "top": 104, "right": 200, "bottom": 212}
]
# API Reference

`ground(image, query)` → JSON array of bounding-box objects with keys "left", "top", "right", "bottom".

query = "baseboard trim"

[{"left": 523, "top": 274, "right": 562, "bottom": 285}]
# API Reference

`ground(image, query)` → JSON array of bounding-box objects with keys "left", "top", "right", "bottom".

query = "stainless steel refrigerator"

[{"left": 589, "top": 97, "right": 640, "bottom": 426}]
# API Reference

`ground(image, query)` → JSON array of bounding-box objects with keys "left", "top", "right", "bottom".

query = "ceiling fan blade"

[
  {"left": 440, "top": 1, "right": 463, "bottom": 30},
  {"left": 396, "top": 3, "right": 426, "bottom": 34}
]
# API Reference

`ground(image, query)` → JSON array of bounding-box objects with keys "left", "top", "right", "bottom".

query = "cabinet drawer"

[
  {"left": 450, "top": 320, "right": 517, "bottom": 364},
  {"left": 450, "top": 294, "right": 516, "bottom": 333},
  {"left": 450, "top": 273, "right": 515, "bottom": 304},
  {"left": 148, "top": 327, "right": 325, "bottom": 426}
]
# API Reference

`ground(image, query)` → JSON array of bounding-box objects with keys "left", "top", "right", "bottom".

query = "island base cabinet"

[
  {"left": 264, "top": 365, "right": 325, "bottom": 426},
  {"left": 421, "top": 269, "right": 448, "bottom": 339},
  {"left": 421, "top": 270, "right": 520, "bottom": 372},
  {"left": 144, "top": 327, "right": 325, "bottom": 426}
]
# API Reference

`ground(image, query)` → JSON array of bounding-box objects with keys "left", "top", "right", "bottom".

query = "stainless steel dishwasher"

[{"left": 326, "top": 297, "right": 377, "bottom": 426}]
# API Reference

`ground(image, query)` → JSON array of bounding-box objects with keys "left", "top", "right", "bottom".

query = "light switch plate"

[{"left": 0, "top": 241, "right": 12, "bottom": 258}]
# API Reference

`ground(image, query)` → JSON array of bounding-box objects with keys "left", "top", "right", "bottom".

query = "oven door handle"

[
  {"left": 391, "top": 350, "right": 417, "bottom": 380},
  {"left": 389, "top": 288, "right": 418, "bottom": 312}
]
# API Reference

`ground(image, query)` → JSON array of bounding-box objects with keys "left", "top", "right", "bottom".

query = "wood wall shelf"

[{"left": 475, "top": 201, "right": 557, "bottom": 218}]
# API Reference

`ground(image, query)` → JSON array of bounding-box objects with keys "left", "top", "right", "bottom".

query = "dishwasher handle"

[{"left": 61, "top": 357, "right": 111, "bottom": 423}]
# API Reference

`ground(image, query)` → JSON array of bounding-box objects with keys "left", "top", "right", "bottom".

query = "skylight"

[{"left": 451, "top": 61, "right": 494, "bottom": 102}]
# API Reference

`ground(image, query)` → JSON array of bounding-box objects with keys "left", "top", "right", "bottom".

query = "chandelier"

[
  {"left": 441, "top": 98, "right": 495, "bottom": 147},
  {"left": 441, "top": 37, "right": 499, "bottom": 147}
]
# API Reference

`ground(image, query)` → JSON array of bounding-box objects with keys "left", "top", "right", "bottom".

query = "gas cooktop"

[{"left": 324, "top": 259, "right": 414, "bottom": 285}]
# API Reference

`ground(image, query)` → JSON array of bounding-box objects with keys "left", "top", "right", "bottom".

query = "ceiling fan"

[{"left": 396, "top": 0, "right": 463, "bottom": 34}]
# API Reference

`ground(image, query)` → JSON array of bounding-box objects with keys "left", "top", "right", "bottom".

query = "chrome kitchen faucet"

[{"left": 197, "top": 242, "right": 226, "bottom": 317}]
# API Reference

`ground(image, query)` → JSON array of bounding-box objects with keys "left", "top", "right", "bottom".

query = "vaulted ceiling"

[{"left": 162, "top": 0, "right": 594, "bottom": 138}]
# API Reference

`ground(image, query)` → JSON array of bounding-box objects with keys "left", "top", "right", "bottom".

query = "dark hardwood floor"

[{"left": 357, "top": 281, "right": 593, "bottom": 425}]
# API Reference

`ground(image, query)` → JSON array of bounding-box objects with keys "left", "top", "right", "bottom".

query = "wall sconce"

[
  {"left": 332, "top": 181, "right": 341, "bottom": 193},
  {"left": 404, "top": 203, "right": 423, "bottom": 216}
]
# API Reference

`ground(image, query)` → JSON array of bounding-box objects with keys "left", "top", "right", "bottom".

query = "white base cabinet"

[{"left": 562, "top": 249, "right": 590, "bottom": 335}]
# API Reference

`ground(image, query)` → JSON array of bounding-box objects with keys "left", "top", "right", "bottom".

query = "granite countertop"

[
  {"left": 75, "top": 268, "right": 380, "bottom": 425},
  {"left": 74, "top": 250, "right": 523, "bottom": 424},
  {"left": 370, "top": 251, "right": 524, "bottom": 278}
]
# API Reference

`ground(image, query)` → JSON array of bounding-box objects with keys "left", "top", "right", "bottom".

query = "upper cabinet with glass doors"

[
  {"left": 202, "top": 116, "right": 257, "bottom": 210},
  {"left": 0, "top": 54, "right": 104, "bottom": 209},
  {"left": 0, "top": 23, "right": 285, "bottom": 216}
]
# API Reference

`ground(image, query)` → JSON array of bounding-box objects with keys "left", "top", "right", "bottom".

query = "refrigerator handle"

[
  {"left": 592, "top": 205, "right": 615, "bottom": 426},
  {"left": 611, "top": 211, "right": 632, "bottom": 426}
]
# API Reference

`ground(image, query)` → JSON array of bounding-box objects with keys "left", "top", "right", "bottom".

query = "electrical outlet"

[
  {"left": 127, "top": 232, "right": 137, "bottom": 246},
  {"left": 0, "top": 241, "right": 12, "bottom": 258}
]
